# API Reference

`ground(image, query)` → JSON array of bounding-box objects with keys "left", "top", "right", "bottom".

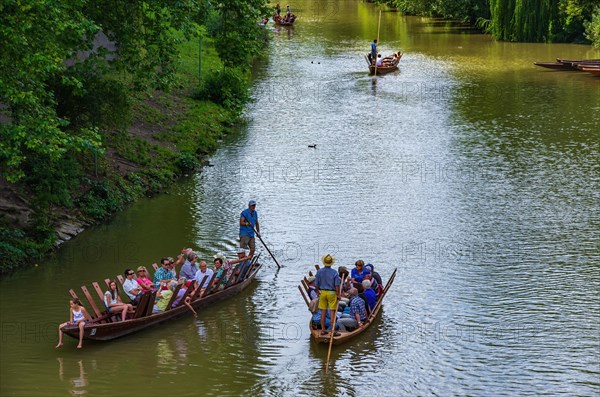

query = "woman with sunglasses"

[{"left": 136, "top": 266, "right": 154, "bottom": 292}]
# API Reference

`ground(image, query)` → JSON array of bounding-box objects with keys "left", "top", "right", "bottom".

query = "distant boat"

[
  {"left": 534, "top": 58, "right": 600, "bottom": 71},
  {"left": 580, "top": 66, "right": 600, "bottom": 76},
  {"left": 273, "top": 14, "right": 296, "bottom": 25},
  {"left": 366, "top": 51, "right": 403, "bottom": 75}
]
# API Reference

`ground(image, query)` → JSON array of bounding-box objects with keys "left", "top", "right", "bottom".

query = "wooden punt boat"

[
  {"left": 533, "top": 62, "right": 574, "bottom": 70},
  {"left": 273, "top": 15, "right": 296, "bottom": 25},
  {"left": 580, "top": 67, "right": 600, "bottom": 76},
  {"left": 61, "top": 255, "right": 262, "bottom": 341},
  {"left": 299, "top": 265, "right": 397, "bottom": 345},
  {"left": 366, "top": 51, "right": 403, "bottom": 75},
  {"left": 534, "top": 59, "right": 600, "bottom": 70},
  {"left": 556, "top": 58, "right": 600, "bottom": 64}
]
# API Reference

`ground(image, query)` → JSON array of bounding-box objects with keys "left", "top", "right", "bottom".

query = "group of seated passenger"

[
  {"left": 273, "top": 13, "right": 295, "bottom": 24},
  {"left": 308, "top": 256, "right": 385, "bottom": 334},
  {"left": 372, "top": 51, "right": 402, "bottom": 67},
  {"left": 104, "top": 248, "right": 252, "bottom": 319}
]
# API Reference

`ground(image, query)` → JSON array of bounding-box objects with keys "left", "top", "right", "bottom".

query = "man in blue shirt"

[
  {"left": 240, "top": 200, "right": 260, "bottom": 258},
  {"left": 369, "top": 39, "right": 377, "bottom": 64},
  {"left": 315, "top": 254, "right": 341, "bottom": 335},
  {"left": 153, "top": 258, "right": 176, "bottom": 289}
]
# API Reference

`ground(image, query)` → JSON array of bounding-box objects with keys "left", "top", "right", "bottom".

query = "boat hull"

[
  {"left": 535, "top": 59, "right": 600, "bottom": 70},
  {"left": 310, "top": 302, "right": 384, "bottom": 345},
  {"left": 368, "top": 52, "right": 402, "bottom": 75},
  {"left": 534, "top": 62, "right": 574, "bottom": 70},
  {"left": 582, "top": 67, "right": 600, "bottom": 76}
]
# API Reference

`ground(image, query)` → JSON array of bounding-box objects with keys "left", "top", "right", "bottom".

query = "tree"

[{"left": 0, "top": 0, "right": 101, "bottom": 183}]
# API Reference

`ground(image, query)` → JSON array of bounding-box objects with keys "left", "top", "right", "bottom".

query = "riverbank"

[
  {"left": 0, "top": 38, "right": 249, "bottom": 276},
  {"left": 378, "top": 0, "right": 599, "bottom": 47}
]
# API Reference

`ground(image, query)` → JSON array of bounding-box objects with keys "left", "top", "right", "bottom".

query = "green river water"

[{"left": 1, "top": 1, "right": 599, "bottom": 396}]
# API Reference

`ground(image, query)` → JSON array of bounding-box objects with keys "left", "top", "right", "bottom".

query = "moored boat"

[
  {"left": 533, "top": 61, "right": 574, "bottom": 70},
  {"left": 366, "top": 51, "right": 402, "bottom": 75},
  {"left": 61, "top": 255, "right": 262, "bottom": 341},
  {"left": 299, "top": 265, "right": 397, "bottom": 345},
  {"left": 580, "top": 66, "right": 600, "bottom": 76},
  {"left": 534, "top": 59, "right": 600, "bottom": 70}
]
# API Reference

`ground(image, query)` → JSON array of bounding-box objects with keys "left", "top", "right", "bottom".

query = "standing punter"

[
  {"left": 369, "top": 39, "right": 378, "bottom": 65},
  {"left": 240, "top": 200, "right": 260, "bottom": 258},
  {"left": 315, "top": 254, "right": 341, "bottom": 335}
]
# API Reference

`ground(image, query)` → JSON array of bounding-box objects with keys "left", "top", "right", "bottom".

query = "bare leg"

[
  {"left": 77, "top": 321, "right": 85, "bottom": 348},
  {"left": 56, "top": 322, "right": 68, "bottom": 348},
  {"left": 184, "top": 300, "right": 197, "bottom": 317},
  {"left": 121, "top": 306, "right": 127, "bottom": 321},
  {"left": 320, "top": 310, "right": 327, "bottom": 334}
]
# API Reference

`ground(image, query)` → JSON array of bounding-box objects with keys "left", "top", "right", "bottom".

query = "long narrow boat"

[
  {"left": 534, "top": 59, "right": 600, "bottom": 70},
  {"left": 300, "top": 266, "right": 397, "bottom": 345},
  {"left": 533, "top": 61, "right": 574, "bottom": 70},
  {"left": 61, "top": 255, "right": 262, "bottom": 341},
  {"left": 580, "top": 67, "right": 600, "bottom": 76},
  {"left": 556, "top": 58, "right": 600, "bottom": 64},
  {"left": 366, "top": 51, "right": 402, "bottom": 75},
  {"left": 273, "top": 14, "right": 296, "bottom": 25}
]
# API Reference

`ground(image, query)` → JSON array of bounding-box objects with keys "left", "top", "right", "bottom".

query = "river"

[{"left": 1, "top": 1, "right": 599, "bottom": 396}]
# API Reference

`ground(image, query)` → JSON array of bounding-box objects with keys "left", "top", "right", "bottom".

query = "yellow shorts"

[{"left": 318, "top": 290, "right": 337, "bottom": 311}]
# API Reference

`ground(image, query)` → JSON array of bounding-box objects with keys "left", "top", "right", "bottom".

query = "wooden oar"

[
  {"left": 325, "top": 274, "right": 344, "bottom": 374},
  {"left": 374, "top": 9, "right": 382, "bottom": 76},
  {"left": 251, "top": 225, "right": 281, "bottom": 269}
]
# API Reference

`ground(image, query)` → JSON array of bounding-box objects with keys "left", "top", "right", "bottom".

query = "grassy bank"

[{"left": 0, "top": 38, "right": 247, "bottom": 276}]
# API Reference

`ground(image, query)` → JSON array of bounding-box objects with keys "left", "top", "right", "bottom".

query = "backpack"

[{"left": 308, "top": 298, "right": 319, "bottom": 313}]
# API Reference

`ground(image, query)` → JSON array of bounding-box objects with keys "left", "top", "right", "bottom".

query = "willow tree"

[{"left": 487, "top": 0, "right": 595, "bottom": 42}]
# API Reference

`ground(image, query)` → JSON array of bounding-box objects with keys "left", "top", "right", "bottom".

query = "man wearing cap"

[
  {"left": 306, "top": 276, "right": 318, "bottom": 300},
  {"left": 314, "top": 254, "right": 341, "bottom": 335},
  {"left": 240, "top": 200, "right": 260, "bottom": 258}
]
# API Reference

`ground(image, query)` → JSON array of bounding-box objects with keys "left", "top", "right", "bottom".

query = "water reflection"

[
  {"left": 2, "top": 1, "right": 599, "bottom": 396},
  {"left": 57, "top": 358, "right": 89, "bottom": 396}
]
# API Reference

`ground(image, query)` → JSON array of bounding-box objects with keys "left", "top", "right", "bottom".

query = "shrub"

[{"left": 195, "top": 67, "right": 250, "bottom": 113}]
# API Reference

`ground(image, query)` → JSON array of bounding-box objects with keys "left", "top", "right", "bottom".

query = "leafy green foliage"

[
  {"left": 83, "top": 0, "right": 201, "bottom": 91},
  {"left": 0, "top": 0, "right": 102, "bottom": 182},
  {"left": 196, "top": 67, "right": 251, "bottom": 113},
  {"left": 207, "top": 0, "right": 270, "bottom": 67},
  {"left": 0, "top": 225, "right": 45, "bottom": 275},
  {"left": 584, "top": 6, "right": 600, "bottom": 47},
  {"left": 389, "top": 0, "right": 596, "bottom": 43},
  {"left": 0, "top": 0, "right": 269, "bottom": 276}
]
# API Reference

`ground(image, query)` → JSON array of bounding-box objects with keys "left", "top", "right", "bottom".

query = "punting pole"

[
  {"left": 252, "top": 225, "right": 282, "bottom": 269},
  {"left": 325, "top": 274, "right": 345, "bottom": 373},
  {"left": 374, "top": 9, "right": 382, "bottom": 76}
]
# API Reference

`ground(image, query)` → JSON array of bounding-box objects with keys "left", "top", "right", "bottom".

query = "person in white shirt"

[
  {"left": 194, "top": 261, "right": 214, "bottom": 291},
  {"left": 123, "top": 268, "right": 143, "bottom": 305}
]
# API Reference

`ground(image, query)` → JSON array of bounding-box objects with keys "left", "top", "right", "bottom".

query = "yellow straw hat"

[{"left": 321, "top": 254, "right": 335, "bottom": 267}]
